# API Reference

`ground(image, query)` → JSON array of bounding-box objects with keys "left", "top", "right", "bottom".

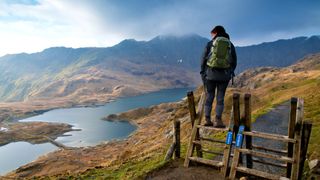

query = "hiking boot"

[
  {"left": 204, "top": 117, "right": 213, "bottom": 126},
  {"left": 204, "top": 121, "right": 213, "bottom": 126},
  {"left": 213, "top": 116, "right": 226, "bottom": 128}
]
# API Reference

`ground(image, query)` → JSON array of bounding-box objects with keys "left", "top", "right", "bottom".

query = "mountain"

[
  {"left": 0, "top": 34, "right": 319, "bottom": 102},
  {"left": 236, "top": 35, "right": 320, "bottom": 73},
  {"left": 0, "top": 34, "right": 207, "bottom": 102}
]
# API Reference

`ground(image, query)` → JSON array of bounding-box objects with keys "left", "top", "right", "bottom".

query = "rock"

[
  {"left": 309, "top": 159, "right": 320, "bottom": 170},
  {"left": 164, "top": 129, "right": 173, "bottom": 139},
  {"left": 0, "top": 127, "right": 8, "bottom": 132},
  {"left": 105, "top": 114, "right": 118, "bottom": 121}
]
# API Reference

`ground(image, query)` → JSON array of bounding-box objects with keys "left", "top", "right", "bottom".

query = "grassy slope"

[{"left": 37, "top": 54, "right": 320, "bottom": 179}]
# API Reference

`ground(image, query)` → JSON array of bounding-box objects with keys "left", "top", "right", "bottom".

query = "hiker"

[{"left": 200, "top": 25, "right": 237, "bottom": 127}]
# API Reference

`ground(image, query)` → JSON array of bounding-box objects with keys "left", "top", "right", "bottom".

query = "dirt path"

[
  {"left": 250, "top": 101, "right": 290, "bottom": 174},
  {"left": 145, "top": 159, "right": 224, "bottom": 180}
]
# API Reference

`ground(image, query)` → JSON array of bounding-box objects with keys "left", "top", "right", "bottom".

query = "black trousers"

[{"left": 204, "top": 80, "right": 229, "bottom": 120}]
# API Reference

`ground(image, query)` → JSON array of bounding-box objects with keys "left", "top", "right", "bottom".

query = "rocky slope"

[{"left": 0, "top": 35, "right": 206, "bottom": 102}]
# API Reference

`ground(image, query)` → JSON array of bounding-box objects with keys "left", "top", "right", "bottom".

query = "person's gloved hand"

[
  {"left": 201, "top": 73, "right": 206, "bottom": 85},
  {"left": 231, "top": 71, "right": 235, "bottom": 77}
]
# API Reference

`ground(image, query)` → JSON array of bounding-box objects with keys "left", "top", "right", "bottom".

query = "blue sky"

[{"left": 0, "top": 0, "right": 319, "bottom": 56}]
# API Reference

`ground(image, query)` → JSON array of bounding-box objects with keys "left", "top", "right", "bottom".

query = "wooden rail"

[
  {"left": 242, "top": 131, "right": 296, "bottom": 143},
  {"left": 238, "top": 148, "right": 294, "bottom": 163}
]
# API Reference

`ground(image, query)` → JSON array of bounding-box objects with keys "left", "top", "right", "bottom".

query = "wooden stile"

[
  {"left": 229, "top": 97, "right": 307, "bottom": 180},
  {"left": 184, "top": 91, "right": 238, "bottom": 178},
  {"left": 183, "top": 92, "right": 311, "bottom": 180}
]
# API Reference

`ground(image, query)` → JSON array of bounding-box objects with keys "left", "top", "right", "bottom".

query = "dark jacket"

[{"left": 200, "top": 33, "right": 237, "bottom": 82}]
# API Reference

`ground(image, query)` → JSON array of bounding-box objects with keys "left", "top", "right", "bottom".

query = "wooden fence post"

[
  {"left": 298, "top": 120, "right": 312, "bottom": 179},
  {"left": 244, "top": 93, "right": 253, "bottom": 168},
  {"left": 187, "top": 91, "right": 202, "bottom": 157},
  {"left": 287, "top": 97, "right": 298, "bottom": 178},
  {"left": 233, "top": 93, "right": 242, "bottom": 164},
  {"left": 291, "top": 98, "right": 304, "bottom": 180},
  {"left": 187, "top": 91, "right": 196, "bottom": 126},
  {"left": 233, "top": 93, "right": 241, "bottom": 136},
  {"left": 174, "top": 120, "right": 181, "bottom": 158},
  {"left": 164, "top": 142, "right": 176, "bottom": 161},
  {"left": 164, "top": 120, "right": 181, "bottom": 161}
]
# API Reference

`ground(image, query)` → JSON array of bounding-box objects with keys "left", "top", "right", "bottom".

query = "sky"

[{"left": 0, "top": 0, "right": 319, "bottom": 56}]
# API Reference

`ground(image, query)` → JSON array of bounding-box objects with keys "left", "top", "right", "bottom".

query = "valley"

[{"left": 2, "top": 53, "right": 320, "bottom": 179}]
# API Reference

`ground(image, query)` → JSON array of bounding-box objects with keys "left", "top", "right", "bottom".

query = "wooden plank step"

[
  {"left": 199, "top": 149, "right": 224, "bottom": 156},
  {"left": 188, "top": 157, "right": 223, "bottom": 167},
  {"left": 238, "top": 149, "right": 294, "bottom": 163},
  {"left": 252, "top": 144, "right": 288, "bottom": 154},
  {"left": 242, "top": 131, "right": 296, "bottom": 143},
  {"left": 193, "top": 140, "right": 202, "bottom": 145},
  {"left": 197, "top": 125, "right": 229, "bottom": 132},
  {"left": 252, "top": 157, "right": 287, "bottom": 168},
  {"left": 236, "top": 166, "right": 289, "bottom": 180},
  {"left": 200, "top": 137, "right": 225, "bottom": 144},
  {"left": 193, "top": 140, "right": 226, "bottom": 150}
]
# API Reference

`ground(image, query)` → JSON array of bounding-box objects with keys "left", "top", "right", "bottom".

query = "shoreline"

[
  {"left": 4, "top": 98, "right": 184, "bottom": 178},
  {"left": 0, "top": 87, "right": 192, "bottom": 177},
  {"left": 4, "top": 87, "right": 195, "bottom": 123},
  {"left": 0, "top": 121, "right": 75, "bottom": 147}
]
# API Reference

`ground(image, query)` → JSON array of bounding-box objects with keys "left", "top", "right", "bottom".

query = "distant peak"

[
  {"left": 151, "top": 33, "right": 207, "bottom": 42},
  {"left": 121, "top": 39, "right": 138, "bottom": 43},
  {"left": 307, "top": 35, "right": 320, "bottom": 40},
  {"left": 151, "top": 35, "right": 177, "bottom": 41},
  {"left": 42, "top": 46, "right": 70, "bottom": 52},
  {"left": 115, "top": 38, "right": 145, "bottom": 47}
]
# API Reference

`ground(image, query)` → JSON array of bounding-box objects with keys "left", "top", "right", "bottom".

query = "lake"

[{"left": 0, "top": 88, "right": 193, "bottom": 175}]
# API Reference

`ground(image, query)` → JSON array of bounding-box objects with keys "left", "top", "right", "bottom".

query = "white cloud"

[
  {"left": 0, "top": 0, "right": 124, "bottom": 56},
  {"left": 0, "top": 0, "right": 319, "bottom": 56}
]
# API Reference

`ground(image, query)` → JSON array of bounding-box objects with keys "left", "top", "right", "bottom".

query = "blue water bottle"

[
  {"left": 225, "top": 131, "right": 233, "bottom": 145},
  {"left": 238, "top": 125, "right": 245, "bottom": 134},
  {"left": 235, "top": 134, "right": 243, "bottom": 148}
]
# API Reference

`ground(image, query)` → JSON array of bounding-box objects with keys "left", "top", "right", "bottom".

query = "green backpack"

[{"left": 206, "top": 36, "right": 231, "bottom": 69}]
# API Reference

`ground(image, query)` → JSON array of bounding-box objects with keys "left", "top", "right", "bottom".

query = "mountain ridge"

[
  {"left": 0, "top": 34, "right": 319, "bottom": 102},
  {"left": 2, "top": 34, "right": 319, "bottom": 58}
]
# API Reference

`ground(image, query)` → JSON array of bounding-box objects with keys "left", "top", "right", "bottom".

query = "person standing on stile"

[{"left": 200, "top": 25, "right": 237, "bottom": 128}]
